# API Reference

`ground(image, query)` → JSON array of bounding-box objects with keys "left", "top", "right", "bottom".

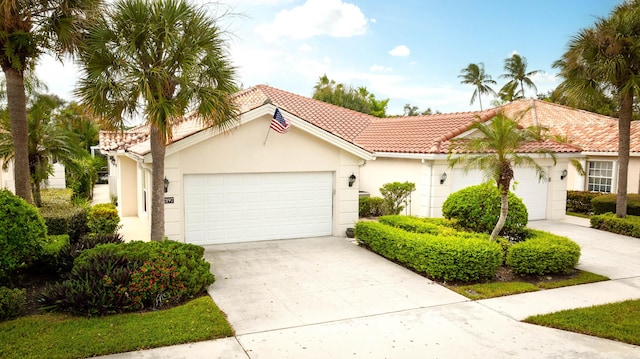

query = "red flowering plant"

[{"left": 123, "top": 258, "right": 187, "bottom": 310}]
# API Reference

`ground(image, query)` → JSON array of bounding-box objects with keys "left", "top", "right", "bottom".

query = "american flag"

[{"left": 270, "top": 108, "right": 291, "bottom": 134}]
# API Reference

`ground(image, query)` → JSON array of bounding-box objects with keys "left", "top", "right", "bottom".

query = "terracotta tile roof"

[
  {"left": 499, "top": 99, "right": 633, "bottom": 153},
  {"left": 354, "top": 110, "right": 495, "bottom": 153},
  {"left": 100, "top": 86, "right": 616, "bottom": 157}
]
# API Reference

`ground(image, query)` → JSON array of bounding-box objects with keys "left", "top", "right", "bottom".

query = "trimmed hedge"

[
  {"left": 592, "top": 194, "right": 640, "bottom": 216},
  {"left": 590, "top": 213, "right": 640, "bottom": 238},
  {"left": 355, "top": 221, "right": 502, "bottom": 282},
  {"left": 359, "top": 196, "right": 385, "bottom": 217},
  {"left": 31, "top": 234, "right": 70, "bottom": 274},
  {"left": 506, "top": 230, "right": 581, "bottom": 275},
  {"left": 442, "top": 182, "right": 529, "bottom": 241},
  {"left": 566, "top": 191, "right": 604, "bottom": 214},
  {"left": 87, "top": 203, "right": 120, "bottom": 235},
  {"left": 39, "top": 205, "right": 88, "bottom": 242}
]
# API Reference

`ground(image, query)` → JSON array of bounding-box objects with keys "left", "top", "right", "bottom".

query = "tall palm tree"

[
  {"left": 553, "top": 0, "right": 640, "bottom": 218},
  {"left": 500, "top": 54, "right": 541, "bottom": 100},
  {"left": 447, "top": 112, "right": 555, "bottom": 241},
  {"left": 77, "top": 0, "right": 239, "bottom": 241},
  {"left": 458, "top": 63, "right": 497, "bottom": 110},
  {"left": 0, "top": 0, "right": 102, "bottom": 203}
]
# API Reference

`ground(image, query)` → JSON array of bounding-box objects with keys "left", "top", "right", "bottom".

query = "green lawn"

[
  {"left": 448, "top": 270, "right": 609, "bottom": 300},
  {"left": 0, "top": 296, "right": 234, "bottom": 359},
  {"left": 525, "top": 299, "right": 640, "bottom": 346}
]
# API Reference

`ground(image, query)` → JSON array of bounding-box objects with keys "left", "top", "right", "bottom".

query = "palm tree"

[
  {"left": 77, "top": 0, "right": 239, "bottom": 241},
  {"left": 553, "top": 0, "right": 640, "bottom": 218},
  {"left": 0, "top": 0, "right": 102, "bottom": 203},
  {"left": 500, "top": 54, "right": 541, "bottom": 100},
  {"left": 458, "top": 63, "right": 497, "bottom": 110},
  {"left": 0, "top": 93, "right": 84, "bottom": 206},
  {"left": 447, "top": 112, "right": 555, "bottom": 241}
]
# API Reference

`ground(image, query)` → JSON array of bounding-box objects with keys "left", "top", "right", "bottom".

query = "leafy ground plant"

[
  {"left": 525, "top": 299, "right": 640, "bottom": 346},
  {"left": 0, "top": 296, "right": 233, "bottom": 359}
]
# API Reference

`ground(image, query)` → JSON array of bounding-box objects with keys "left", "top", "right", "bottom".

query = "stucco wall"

[
  {"left": 565, "top": 155, "right": 640, "bottom": 194},
  {"left": 362, "top": 156, "right": 569, "bottom": 220},
  {"left": 162, "top": 114, "right": 362, "bottom": 242}
]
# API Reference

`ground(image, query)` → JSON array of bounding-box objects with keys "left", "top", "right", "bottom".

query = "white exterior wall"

[
  {"left": 0, "top": 159, "right": 15, "bottom": 192},
  {"left": 363, "top": 156, "right": 569, "bottom": 220},
  {"left": 162, "top": 113, "right": 363, "bottom": 243}
]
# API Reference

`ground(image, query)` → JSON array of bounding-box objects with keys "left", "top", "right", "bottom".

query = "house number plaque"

[{"left": 164, "top": 197, "right": 174, "bottom": 204}]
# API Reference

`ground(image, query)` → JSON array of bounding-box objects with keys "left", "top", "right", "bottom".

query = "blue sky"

[{"left": 36, "top": 0, "right": 622, "bottom": 116}]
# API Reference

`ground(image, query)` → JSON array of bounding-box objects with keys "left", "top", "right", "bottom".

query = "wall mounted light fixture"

[
  {"left": 163, "top": 177, "right": 170, "bottom": 193},
  {"left": 561, "top": 169, "right": 568, "bottom": 180},
  {"left": 348, "top": 173, "right": 357, "bottom": 187},
  {"left": 440, "top": 172, "right": 447, "bottom": 184}
]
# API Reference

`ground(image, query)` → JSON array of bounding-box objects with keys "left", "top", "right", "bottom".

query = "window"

[{"left": 587, "top": 161, "right": 613, "bottom": 193}]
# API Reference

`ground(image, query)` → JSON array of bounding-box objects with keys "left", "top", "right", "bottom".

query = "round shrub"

[
  {"left": 0, "top": 189, "right": 47, "bottom": 282},
  {"left": 0, "top": 286, "right": 26, "bottom": 320},
  {"left": 442, "top": 182, "right": 528, "bottom": 241},
  {"left": 87, "top": 203, "right": 120, "bottom": 235},
  {"left": 506, "top": 230, "right": 581, "bottom": 276}
]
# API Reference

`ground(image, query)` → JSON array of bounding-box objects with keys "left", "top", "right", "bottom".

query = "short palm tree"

[
  {"left": 447, "top": 112, "right": 555, "bottom": 241},
  {"left": 500, "top": 54, "right": 541, "bottom": 100},
  {"left": 458, "top": 63, "right": 497, "bottom": 110},
  {"left": 77, "top": 0, "right": 239, "bottom": 241},
  {"left": 0, "top": 0, "right": 102, "bottom": 203},
  {"left": 553, "top": 0, "right": 640, "bottom": 217},
  {"left": 0, "top": 93, "right": 84, "bottom": 206}
]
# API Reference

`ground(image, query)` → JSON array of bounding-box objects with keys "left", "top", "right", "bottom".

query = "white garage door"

[
  {"left": 184, "top": 172, "right": 333, "bottom": 245},
  {"left": 451, "top": 167, "right": 548, "bottom": 220}
]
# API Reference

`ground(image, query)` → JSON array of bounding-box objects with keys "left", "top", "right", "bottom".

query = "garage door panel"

[{"left": 184, "top": 172, "right": 333, "bottom": 245}]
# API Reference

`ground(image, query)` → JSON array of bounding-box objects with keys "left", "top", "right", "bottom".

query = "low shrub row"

[
  {"left": 355, "top": 221, "right": 502, "bottom": 282},
  {"left": 507, "top": 230, "right": 581, "bottom": 275},
  {"left": 40, "top": 205, "right": 88, "bottom": 241},
  {"left": 592, "top": 194, "right": 640, "bottom": 216},
  {"left": 355, "top": 216, "right": 582, "bottom": 282},
  {"left": 566, "top": 191, "right": 603, "bottom": 214},
  {"left": 38, "top": 240, "right": 215, "bottom": 316},
  {"left": 591, "top": 213, "right": 640, "bottom": 238}
]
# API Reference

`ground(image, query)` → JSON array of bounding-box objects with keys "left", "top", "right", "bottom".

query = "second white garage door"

[
  {"left": 451, "top": 167, "right": 548, "bottom": 220},
  {"left": 184, "top": 172, "right": 333, "bottom": 245}
]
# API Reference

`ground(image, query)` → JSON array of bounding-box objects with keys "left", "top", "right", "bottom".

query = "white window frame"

[{"left": 586, "top": 160, "right": 615, "bottom": 193}]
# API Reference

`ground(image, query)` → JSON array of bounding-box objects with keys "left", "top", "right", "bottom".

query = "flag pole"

[{"left": 263, "top": 99, "right": 274, "bottom": 146}]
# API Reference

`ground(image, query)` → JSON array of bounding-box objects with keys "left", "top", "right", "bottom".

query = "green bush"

[
  {"left": 40, "top": 205, "right": 88, "bottom": 241},
  {"left": 39, "top": 240, "right": 215, "bottom": 315},
  {"left": 590, "top": 213, "right": 640, "bottom": 238},
  {"left": 592, "top": 194, "right": 640, "bottom": 216},
  {"left": 30, "top": 234, "right": 70, "bottom": 274},
  {"left": 57, "top": 233, "right": 124, "bottom": 275},
  {"left": 87, "top": 203, "right": 120, "bottom": 235},
  {"left": 380, "top": 181, "right": 416, "bottom": 215},
  {"left": 566, "top": 191, "right": 604, "bottom": 214},
  {"left": 442, "top": 182, "right": 529, "bottom": 242},
  {"left": 359, "top": 196, "right": 385, "bottom": 217},
  {"left": 506, "top": 230, "right": 581, "bottom": 275},
  {"left": 378, "top": 215, "right": 463, "bottom": 236},
  {"left": 0, "top": 286, "right": 25, "bottom": 321},
  {"left": 0, "top": 190, "right": 47, "bottom": 283},
  {"left": 41, "top": 188, "right": 74, "bottom": 206},
  {"left": 355, "top": 221, "right": 501, "bottom": 282}
]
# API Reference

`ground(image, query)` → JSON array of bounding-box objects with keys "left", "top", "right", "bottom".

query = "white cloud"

[
  {"left": 298, "top": 43, "right": 313, "bottom": 52},
  {"left": 370, "top": 18, "right": 377, "bottom": 23},
  {"left": 256, "top": 0, "right": 368, "bottom": 43},
  {"left": 369, "top": 64, "right": 393, "bottom": 72},
  {"left": 389, "top": 45, "right": 410, "bottom": 57}
]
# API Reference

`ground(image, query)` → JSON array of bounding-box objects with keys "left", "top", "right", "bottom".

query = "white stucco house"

[
  {"left": 100, "top": 85, "right": 581, "bottom": 245},
  {"left": 0, "top": 160, "right": 66, "bottom": 192}
]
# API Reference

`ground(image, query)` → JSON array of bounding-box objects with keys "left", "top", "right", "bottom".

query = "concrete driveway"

[
  {"left": 101, "top": 218, "right": 640, "bottom": 358},
  {"left": 202, "top": 229, "right": 640, "bottom": 358}
]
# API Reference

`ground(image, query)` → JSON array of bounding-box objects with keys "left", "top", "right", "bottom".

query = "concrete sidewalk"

[{"left": 97, "top": 218, "right": 640, "bottom": 358}]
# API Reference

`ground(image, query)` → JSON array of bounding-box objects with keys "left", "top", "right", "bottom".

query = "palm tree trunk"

[
  {"left": 616, "top": 92, "right": 633, "bottom": 218},
  {"left": 2, "top": 66, "right": 33, "bottom": 204},
  {"left": 150, "top": 126, "right": 166, "bottom": 241},
  {"left": 490, "top": 192, "right": 509, "bottom": 241}
]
